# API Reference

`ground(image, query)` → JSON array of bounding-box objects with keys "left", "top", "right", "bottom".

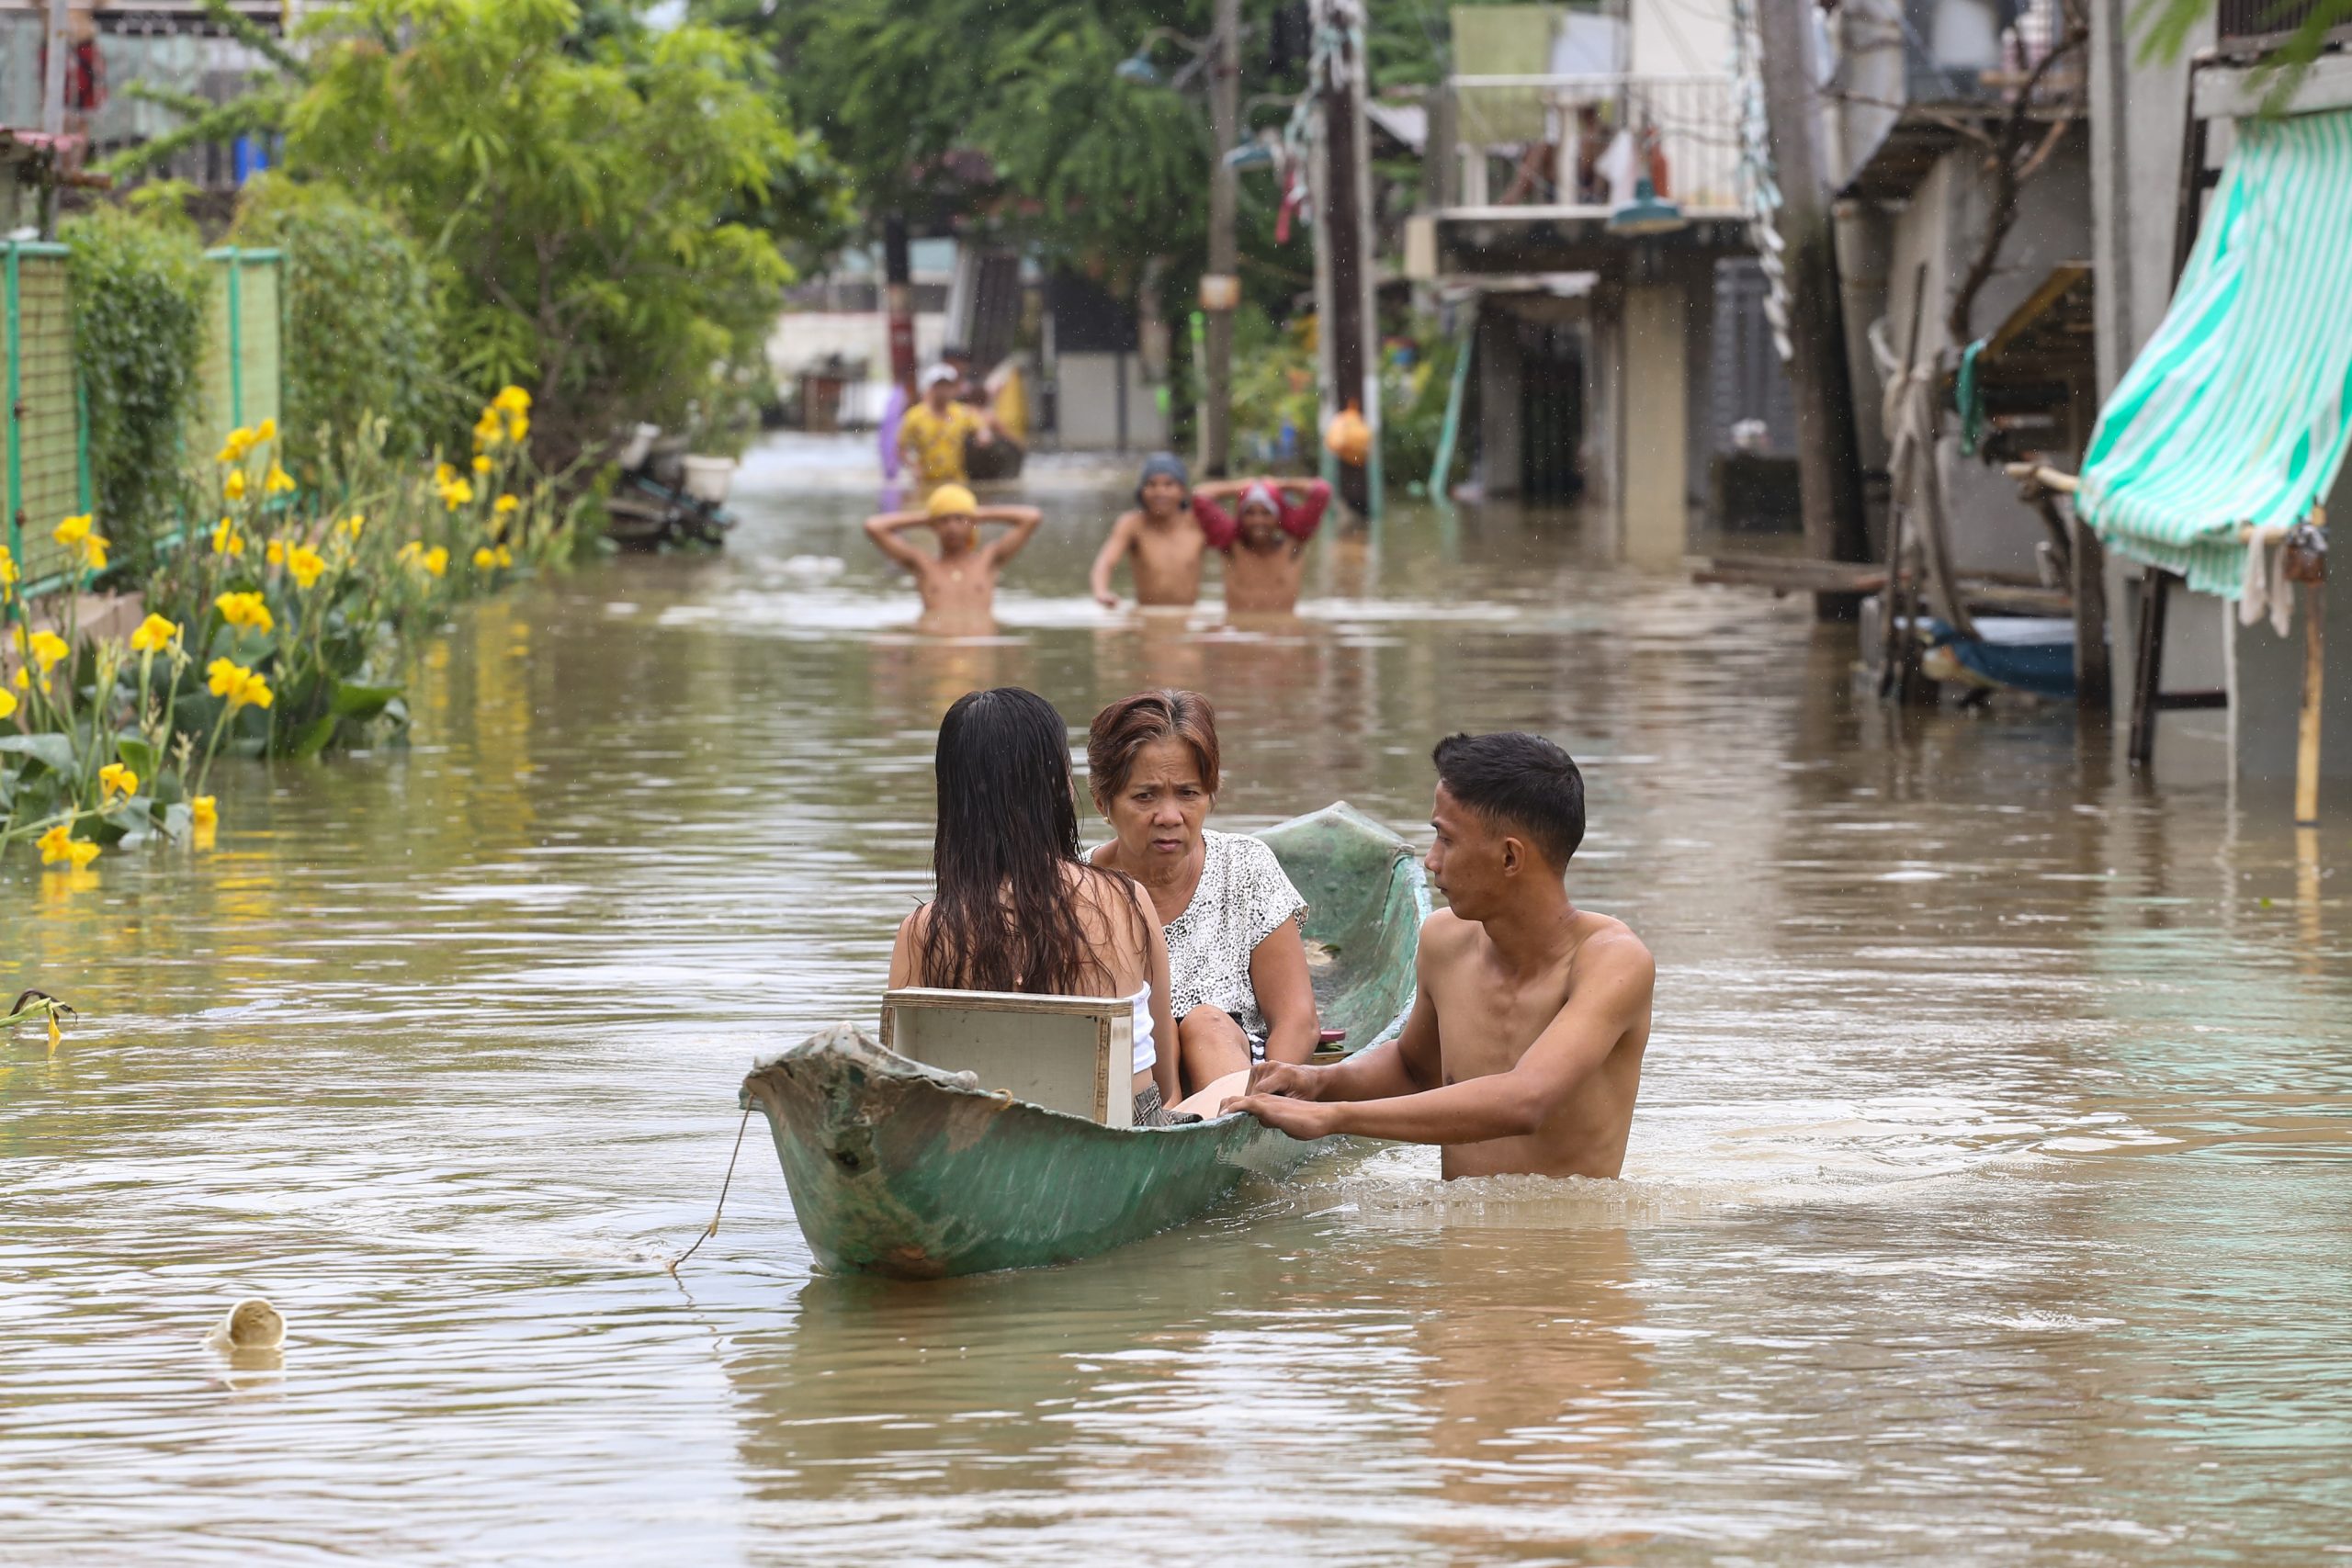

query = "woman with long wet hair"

[{"left": 888, "top": 687, "right": 1184, "bottom": 1123}]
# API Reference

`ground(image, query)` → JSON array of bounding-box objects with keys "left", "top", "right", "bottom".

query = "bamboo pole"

[{"left": 2297, "top": 575, "right": 2325, "bottom": 826}]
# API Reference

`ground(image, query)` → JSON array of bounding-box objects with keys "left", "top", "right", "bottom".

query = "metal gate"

[
  {"left": 3, "top": 240, "right": 86, "bottom": 595},
  {"left": 197, "top": 245, "right": 284, "bottom": 459}
]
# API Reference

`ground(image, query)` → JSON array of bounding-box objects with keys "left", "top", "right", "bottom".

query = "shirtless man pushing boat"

[{"left": 1220, "top": 731, "right": 1654, "bottom": 1179}]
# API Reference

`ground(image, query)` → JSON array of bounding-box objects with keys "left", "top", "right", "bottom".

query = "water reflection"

[{"left": 4, "top": 434, "right": 2350, "bottom": 1562}]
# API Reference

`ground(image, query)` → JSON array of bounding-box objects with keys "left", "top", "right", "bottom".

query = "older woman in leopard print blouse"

[{"left": 1086, "top": 689, "right": 1320, "bottom": 1100}]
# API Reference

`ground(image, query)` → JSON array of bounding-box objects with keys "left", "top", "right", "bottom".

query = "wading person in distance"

[
  {"left": 898, "top": 364, "right": 999, "bottom": 488},
  {"left": 1085, "top": 690, "right": 1319, "bottom": 1100},
  {"left": 1090, "top": 454, "right": 1213, "bottom": 609},
  {"left": 863, "top": 484, "right": 1040, "bottom": 636},
  {"left": 1223, "top": 731, "right": 1654, "bottom": 1179},
  {"left": 1190, "top": 477, "right": 1330, "bottom": 615},
  {"left": 888, "top": 688, "right": 1183, "bottom": 1123}
]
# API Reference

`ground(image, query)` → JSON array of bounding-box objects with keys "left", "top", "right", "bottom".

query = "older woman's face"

[{"left": 1101, "top": 737, "right": 1213, "bottom": 865}]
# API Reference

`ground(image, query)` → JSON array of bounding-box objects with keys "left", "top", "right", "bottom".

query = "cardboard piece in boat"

[{"left": 880, "top": 987, "right": 1134, "bottom": 1127}]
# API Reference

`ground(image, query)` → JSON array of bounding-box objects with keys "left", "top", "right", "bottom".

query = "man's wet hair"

[{"left": 1431, "top": 731, "right": 1584, "bottom": 868}]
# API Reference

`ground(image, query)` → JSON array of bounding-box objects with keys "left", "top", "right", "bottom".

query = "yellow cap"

[{"left": 927, "top": 483, "right": 978, "bottom": 519}]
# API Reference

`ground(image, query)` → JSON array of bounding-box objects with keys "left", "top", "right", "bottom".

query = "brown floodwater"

[{"left": 5, "top": 434, "right": 2350, "bottom": 1563}]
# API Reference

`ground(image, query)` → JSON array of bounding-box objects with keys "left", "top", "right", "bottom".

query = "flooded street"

[{"left": 6, "top": 434, "right": 2350, "bottom": 1563}]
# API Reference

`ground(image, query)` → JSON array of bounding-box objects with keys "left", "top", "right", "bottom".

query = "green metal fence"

[
  {"left": 2, "top": 239, "right": 85, "bottom": 597},
  {"left": 197, "top": 246, "right": 285, "bottom": 461}
]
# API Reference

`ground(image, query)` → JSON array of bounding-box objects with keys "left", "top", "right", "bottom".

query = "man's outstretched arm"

[{"left": 1230, "top": 936, "right": 1653, "bottom": 1144}]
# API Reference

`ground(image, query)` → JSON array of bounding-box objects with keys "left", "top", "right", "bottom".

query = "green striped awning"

[{"left": 2074, "top": 109, "right": 2352, "bottom": 599}]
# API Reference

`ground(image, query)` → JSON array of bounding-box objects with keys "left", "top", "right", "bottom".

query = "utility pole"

[
  {"left": 41, "top": 0, "right": 71, "bottom": 136},
  {"left": 1310, "top": 0, "right": 1377, "bottom": 521},
  {"left": 1200, "top": 0, "right": 1241, "bottom": 477},
  {"left": 883, "top": 212, "right": 917, "bottom": 396},
  {"left": 1754, "top": 0, "right": 1868, "bottom": 614}
]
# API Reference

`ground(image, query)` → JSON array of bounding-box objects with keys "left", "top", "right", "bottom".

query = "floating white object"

[
  {"left": 616, "top": 423, "right": 662, "bottom": 470},
  {"left": 205, "top": 1298, "right": 286, "bottom": 1351},
  {"left": 681, "top": 455, "right": 737, "bottom": 503}
]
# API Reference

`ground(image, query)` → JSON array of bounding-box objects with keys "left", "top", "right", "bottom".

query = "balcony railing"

[{"left": 1446, "top": 73, "right": 1742, "bottom": 214}]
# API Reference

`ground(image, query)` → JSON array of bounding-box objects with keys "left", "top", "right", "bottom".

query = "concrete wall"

[
  {"left": 1628, "top": 0, "right": 1736, "bottom": 76},
  {"left": 2230, "top": 466, "right": 2352, "bottom": 784},
  {"left": 1055, "top": 353, "right": 1168, "bottom": 451}
]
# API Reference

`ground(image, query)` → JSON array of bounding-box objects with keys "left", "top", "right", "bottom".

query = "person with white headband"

[{"left": 1189, "top": 475, "right": 1332, "bottom": 615}]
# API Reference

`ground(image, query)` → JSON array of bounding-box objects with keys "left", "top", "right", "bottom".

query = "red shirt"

[{"left": 1193, "top": 481, "right": 1331, "bottom": 550}]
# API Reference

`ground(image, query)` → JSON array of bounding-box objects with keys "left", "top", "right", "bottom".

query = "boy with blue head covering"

[{"left": 1090, "top": 453, "right": 1215, "bottom": 609}]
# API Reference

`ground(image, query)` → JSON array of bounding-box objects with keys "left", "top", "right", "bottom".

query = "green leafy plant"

[
  {"left": 61, "top": 206, "right": 208, "bottom": 570},
  {"left": 2, "top": 393, "right": 581, "bottom": 870},
  {"left": 284, "top": 0, "right": 836, "bottom": 461},
  {"left": 231, "top": 175, "right": 455, "bottom": 473}
]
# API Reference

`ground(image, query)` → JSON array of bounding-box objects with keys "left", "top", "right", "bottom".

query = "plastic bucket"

[{"left": 681, "top": 455, "right": 737, "bottom": 503}]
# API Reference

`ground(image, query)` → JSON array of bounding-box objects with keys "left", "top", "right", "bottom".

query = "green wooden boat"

[{"left": 741, "top": 802, "right": 1430, "bottom": 1280}]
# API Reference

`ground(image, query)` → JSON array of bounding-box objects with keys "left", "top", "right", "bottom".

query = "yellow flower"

[
  {"left": 219, "top": 426, "right": 255, "bottom": 463},
  {"left": 339, "top": 513, "right": 367, "bottom": 539},
  {"left": 191, "top": 795, "right": 219, "bottom": 830},
  {"left": 493, "top": 494, "right": 520, "bottom": 517},
  {"left": 214, "top": 591, "right": 276, "bottom": 635},
  {"left": 52, "top": 513, "right": 93, "bottom": 547},
  {"left": 423, "top": 546, "right": 449, "bottom": 578},
  {"left": 288, "top": 545, "right": 327, "bottom": 590},
  {"left": 0, "top": 544, "right": 15, "bottom": 586},
  {"left": 492, "top": 384, "right": 532, "bottom": 415},
  {"left": 79, "top": 533, "right": 108, "bottom": 572},
  {"left": 439, "top": 479, "right": 475, "bottom": 511},
  {"left": 206, "top": 657, "right": 273, "bottom": 709},
  {"left": 435, "top": 461, "right": 457, "bottom": 486},
  {"left": 256, "top": 417, "right": 277, "bottom": 443},
  {"left": 210, "top": 518, "right": 245, "bottom": 558},
  {"left": 37, "top": 823, "right": 98, "bottom": 869},
  {"left": 265, "top": 462, "right": 297, "bottom": 496},
  {"left": 99, "top": 761, "right": 138, "bottom": 800},
  {"left": 395, "top": 540, "right": 423, "bottom": 567},
  {"left": 507, "top": 412, "right": 529, "bottom": 445},
  {"left": 28, "top": 630, "right": 67, "bottom": 673},
  {"left": 266, "top": 538, "right": 286, "bottom": 566},
  {"left": 224, "top": 468, "right": 247, "bottom": 502},
  {"left": 473, "top": 410, "right": 505, "bottom": 449},
  {"left": 130, "top": 613, "right": 180, "bottom": 653},
  {"left": 471, "top": 454, "right": 492, "bottom": 475},
  {"left": 0, "top": 688, "right": 15, "bottom": 721}
]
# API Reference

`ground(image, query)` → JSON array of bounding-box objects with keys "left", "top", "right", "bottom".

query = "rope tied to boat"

[{"left": 664, "top": 1104, "right": 752, "bottom": 1276}]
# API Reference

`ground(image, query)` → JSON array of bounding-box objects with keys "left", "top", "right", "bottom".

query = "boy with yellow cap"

[{"left": 863, "top": 483, "right": 1042, "bottom": 635}]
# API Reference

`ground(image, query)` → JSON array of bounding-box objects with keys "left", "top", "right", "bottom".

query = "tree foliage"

[
  {"left": 739, "top": 0, "right": 1219, "bottom": 283},
  {"left": 283, "top": 0, "right": 848, "bottom": 457},
  {"left": 231, "top": 175, "right": 454, "bottom": 471}
]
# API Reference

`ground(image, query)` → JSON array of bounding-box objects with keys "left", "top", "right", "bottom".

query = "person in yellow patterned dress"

[{"left": 897, "top": 365, "right": 996, "bottom": 487}]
